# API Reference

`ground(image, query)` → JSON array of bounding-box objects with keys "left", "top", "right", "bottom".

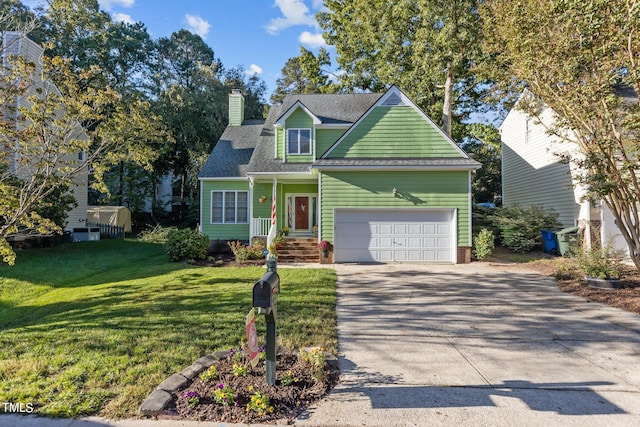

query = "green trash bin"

[{"left": 555, "top": 226, "right": 581, "bottom": 256}]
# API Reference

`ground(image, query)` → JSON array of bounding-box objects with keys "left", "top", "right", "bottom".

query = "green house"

[{"left": 198, "top": 86, "right": 480, "bottom": 263}]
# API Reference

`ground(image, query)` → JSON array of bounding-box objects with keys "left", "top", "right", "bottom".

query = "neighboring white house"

[
  {"left": 1, "top": 31, "right": 89, "bottom": 233},
  {"left": 500, "top": 92, "right": 628, "bottom": 254}
]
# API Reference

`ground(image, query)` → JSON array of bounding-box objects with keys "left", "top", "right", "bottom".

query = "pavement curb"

[{"left": 138, "top": 350, "right": 229, "bottom": 416}]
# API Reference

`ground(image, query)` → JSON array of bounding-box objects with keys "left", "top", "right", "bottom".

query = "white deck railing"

[{"left": 252, "top": 217, "right": 271, "bottom": 237}]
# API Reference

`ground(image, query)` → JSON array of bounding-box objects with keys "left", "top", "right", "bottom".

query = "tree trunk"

[
  {"left": 117, "top": 161, "right": 125, "bottom": 205},
  {"left": 442, "top": 65, "right": 454, "bottom": 137},
  {"left": 605, "top": 197, "right": 640, "bottom": 271}
]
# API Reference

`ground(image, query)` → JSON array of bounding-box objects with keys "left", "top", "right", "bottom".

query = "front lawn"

[{"left": 0, "top": 240, "right": 336, "bottom": 418}]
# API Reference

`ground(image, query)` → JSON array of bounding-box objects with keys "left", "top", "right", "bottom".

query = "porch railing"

[{"left": 252, "top": 217, "right": 271, "bottom": 237}]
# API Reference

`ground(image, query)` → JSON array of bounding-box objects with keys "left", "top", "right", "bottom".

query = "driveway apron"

[{"left": 297, "top": 263, "right": 640, "bottom": 427}]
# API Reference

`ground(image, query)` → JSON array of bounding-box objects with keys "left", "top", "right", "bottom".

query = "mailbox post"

[{"left": 252, "top": 267, "right": 280, "bottom": 385}]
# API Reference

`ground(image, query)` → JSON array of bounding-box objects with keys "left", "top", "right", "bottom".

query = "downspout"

[{"left": 248, "top": 176, "right": 254, "bottom": 238}]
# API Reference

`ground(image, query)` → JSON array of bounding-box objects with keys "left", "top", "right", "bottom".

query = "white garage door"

[{"left": 334, "top": 209, "right": 455, "bottom": 263}]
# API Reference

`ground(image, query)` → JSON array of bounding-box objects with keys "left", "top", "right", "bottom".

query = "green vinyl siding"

[
  {"left": 316, "top": 128, "right": 347, "bottom": 157},
  {"left": 253, "top": 182, "right": 273, "bottom": 220},
  {"left": 282, "top": 183, "right": 317, "bottom": 196},
  {"left": 327, "top": 106, "right": 463, "bottom": 158},
  {"left": 201, "top": 180, "right": 250, "bottom": 241},
  {"left": 283, "top": 108, "right": 314, "bottom": 162},
  {"left": 320, "top": 171, "right": 470, "bottom": 246},
  {"left": 276, "top": 128, "right": 284, "bottom": 159},
  {"left": 229, "top": 94, "right": 244, "bottom": 126}
]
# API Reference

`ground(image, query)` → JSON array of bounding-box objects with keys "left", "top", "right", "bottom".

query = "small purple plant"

[
  {"left": 182, "top": 391, "right": 200, "bottom": 408},
  {"left": 213, "top": 382, "right": 236, "bottom": 406}
]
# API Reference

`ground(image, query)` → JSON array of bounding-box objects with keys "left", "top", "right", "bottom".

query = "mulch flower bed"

[{"left": 165, "top": 348, "right": 339, "bottom": 424}]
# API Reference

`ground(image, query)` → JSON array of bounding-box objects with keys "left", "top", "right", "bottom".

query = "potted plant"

[
  {"left": 317, "top": 240, "right": 333, "bottom": 258},
  {"left": 258, "top": 195, "right": 268, "bottom": 203},
  {"left": 281, "top": 226, "right": 290, "bottom": 236},
  {"left": 575, "top": 243, "right": 624, "bottom": 289}
]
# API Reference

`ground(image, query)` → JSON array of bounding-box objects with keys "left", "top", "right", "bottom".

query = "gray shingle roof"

[
  {"left": 199, "top": 92, "right": 480, "bottom": 178},
  {"left": 199, "top": 93, "right": 382, "bottom": 178},
  {"left": 198, "top": 121, "right": 262, "bottom": 178},
  {"left": 275, "top": 93, "right": 383, "bottom": 124}
]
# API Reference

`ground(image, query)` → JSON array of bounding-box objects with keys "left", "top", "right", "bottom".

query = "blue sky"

[{"left": 24, "top": 0, "right": 331, "bottom": 101}]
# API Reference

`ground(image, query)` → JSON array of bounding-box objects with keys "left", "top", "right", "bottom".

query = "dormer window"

[{"left": 287, "top": 128, "right": 311, "bottom": 155}]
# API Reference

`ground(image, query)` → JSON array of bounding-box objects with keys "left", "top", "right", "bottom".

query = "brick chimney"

[{"left": 229, "top": 89, "right": 245, "bottom": 126}]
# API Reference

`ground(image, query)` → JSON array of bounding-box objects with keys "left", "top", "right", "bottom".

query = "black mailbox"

[{"left": 252, "top": 271, "right": 280, "bottom": 310}]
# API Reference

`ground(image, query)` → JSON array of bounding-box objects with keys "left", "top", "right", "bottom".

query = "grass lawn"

[{"left": 0, "top": 239, "right": 337, "bottom": 418}]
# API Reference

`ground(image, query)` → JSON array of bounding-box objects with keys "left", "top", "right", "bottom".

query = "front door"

[{"left": 294, "top": 196, "right": 309, "bottom": 230}]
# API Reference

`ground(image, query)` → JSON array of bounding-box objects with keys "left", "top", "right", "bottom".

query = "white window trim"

[
  {"left": 287, "top": 128, "right": 312, "bottom": 155},
  {"left": 211, "top": 190, "right": 249, "bottom": 224}
]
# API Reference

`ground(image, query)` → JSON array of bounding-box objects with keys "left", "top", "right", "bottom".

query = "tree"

[
  {"left": 39, "top": 0, "right": 111, "bottom": 72},
  {"left": 151, "top": 31, "right": 267, "bottom": 218},
  {"left": 98, "top": 21, "right": 155, "bottom": 100},
  {"left": 271, "top": 47, "right": 338, "bottom": 104},
  {"left": 151, "top": 30, "right": 226, "bottom": 211},
  {"left": 223, "top": 66, "right": 268, "bottom": 120},
  {"left": 0, "top": 0, "right": 40, "bottom": 35},
  {"left": 0, "top": 39, "right": 167, "bottom": 265},
  {"left": 462, "top": 123, "right": 501, "bottom": 204},
  {"left": 481, "top": 0, "right": 640, "bottom": 269},
  {"left": 318, "top": 0, "right": 487, "bottom": 137}
]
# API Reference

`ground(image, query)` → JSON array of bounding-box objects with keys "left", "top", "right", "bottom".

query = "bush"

[
  {"left": 573, "top": 243, "right": 624, "bottom": 279},
  {"left": 473, "top": 228, "right": 495, "bottom": 261},
  {"left": 228, "top": 240, "right": 265, "bottom": 263},
  {"left": 490, "top": 205, "right": 559, "bottom": 253},
  {"left": 164, "top": 228, "right": 210, "bottom": 261},
  {"left": 138, "top": 225, "right": 177, "bottom": 243},
  {"left": 228, "top": 241, "right": 249, "bottom": 263}
]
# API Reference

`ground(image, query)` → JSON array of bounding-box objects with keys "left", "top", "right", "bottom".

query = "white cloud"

[
  {"left": 185, "top": 14, "right": 211, "bottom": 38},
  {"left": 299, "top": 31, "right": 327, "bottom": 48},
  {"left": 112, "top": 13, "right": 134, "bottom": 24},
  {"left": 266, "top": 0, "right": 317, "bottom": 34},
  {"left": 246, "top": 64, "right": 264, "bottom": 76},
  {"left": 99, "top": 0, "right": 135, "bottom": 11}
]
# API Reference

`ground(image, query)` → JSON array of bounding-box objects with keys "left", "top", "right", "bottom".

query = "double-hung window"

[
  {"left": 211, "top": 191, "right": 248, "bottom": 224},
  {"left": 287, "top": 128, "right": 311, "bottom": 155}
]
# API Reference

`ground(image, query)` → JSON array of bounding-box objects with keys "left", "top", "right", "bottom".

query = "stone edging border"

[{"left": 139, "top": 350, "right": 230, "bottom": 416}]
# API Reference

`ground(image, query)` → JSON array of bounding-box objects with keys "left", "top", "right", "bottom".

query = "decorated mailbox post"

[{"left": 252, "top": 263, "right": 280, "bottom": 385}]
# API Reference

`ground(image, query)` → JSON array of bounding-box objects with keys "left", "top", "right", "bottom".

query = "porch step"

[{"left": 278, "top": 237, "right": 319, "bottom": 263}]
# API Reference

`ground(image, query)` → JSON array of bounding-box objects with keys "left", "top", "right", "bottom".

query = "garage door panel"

[
  {"left": 407, "top": 224, "right": 422, "bottom": 234},
  {"left": 377, "top": 250, "right": 393, "bottom": 261},
  {"left": 423, "top": 237, "right": 437, "bottom": 248},
  {"left": 334, "top": 209, "right": 454, "bottom": 263},
  {"left": 408, "top": 237, "right": 422, "bottom": 248},
  {"left": 424, "top": 224, "right": 436, "bottom": 234},
  {"left": 379, "top": 223, "right": 394, "bottom": 234},
  {"left": 393, "top": 223, "right": 408, "bottom": 234}
]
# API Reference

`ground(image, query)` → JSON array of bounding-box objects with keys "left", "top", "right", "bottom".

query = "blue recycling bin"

[{"left": 541, "top": 229, "right": 559, "bottom": 255}]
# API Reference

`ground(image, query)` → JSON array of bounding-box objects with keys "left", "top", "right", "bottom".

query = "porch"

[
  {"left": 250, "top": 189, "right": 318, "bottom": 238},
  {"left": 251, "top": 217, "right": 318, "bottom": 239}
]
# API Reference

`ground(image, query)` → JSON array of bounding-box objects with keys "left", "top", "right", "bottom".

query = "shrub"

[
  {"left": 138, "top": 225, "right": 176, "bottom": 243},
  {"left": 228, "top": 241, "right": 249, "bottom": 263},
  {"left": 473, "top": 228, "right": 495, "bottom": 261},
  {"left": 574, "top": 243, "right": 624, "bottom": 279},
  {"left": 164, "top": 228, "right": 210, "bottom": 261},
  {"left": 228, "top": 241, "right": 265, "bottom": 262},
  {"left": 317, "top": 240, "right": 333, "bottom": 251},
  {"left": 490, "top": 205, "right": 559, "bottom": 253},
  {"left": 299, "top": 347, "right": 326, "bottom": 382}
]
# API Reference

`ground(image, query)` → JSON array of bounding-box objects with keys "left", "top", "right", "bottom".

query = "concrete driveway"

[{"left": 297, "top": 263, "right": 640, "bottom": 427}]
